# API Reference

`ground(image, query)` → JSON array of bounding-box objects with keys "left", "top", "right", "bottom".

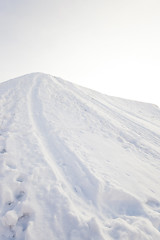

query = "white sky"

[{"left": 0, "top": 0, "right": 160, "bottom": 106}]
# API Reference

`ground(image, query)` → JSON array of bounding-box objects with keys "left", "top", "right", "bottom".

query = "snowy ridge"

[{"left": 0, "top": 73, "right": 160, "bottom": 240}]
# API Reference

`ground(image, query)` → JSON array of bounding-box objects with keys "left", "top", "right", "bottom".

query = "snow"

[{"left": 0, "top": 72, "right": 160, "bottom": 240}]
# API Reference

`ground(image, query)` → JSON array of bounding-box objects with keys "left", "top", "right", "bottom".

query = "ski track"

[{"left": 28, "top": 75, "right": 100, "bottom": 204}]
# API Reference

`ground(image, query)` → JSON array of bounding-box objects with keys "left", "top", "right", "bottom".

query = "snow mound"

[{"left": 0, "top": 72, "right": 160, "bottom": 240}]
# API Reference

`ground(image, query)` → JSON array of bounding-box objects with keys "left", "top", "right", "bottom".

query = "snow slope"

[{"left": 0, "top": 72, "right": 160, "bottom": 240}]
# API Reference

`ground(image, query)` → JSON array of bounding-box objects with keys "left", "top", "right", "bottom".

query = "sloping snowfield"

[{"left": 0, "top": 73, "right": 160, "bottom": 240}]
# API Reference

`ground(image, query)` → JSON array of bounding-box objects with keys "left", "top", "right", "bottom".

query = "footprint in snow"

[
  {"left": 146, "top": 199, "right": 160, "bottom": 213},
  {"left": 6, "top": 201, "right": 16, "bottom": 211},
  {"left": 0, "top": 148, "right": 6, "bottom": 154},
  {"left": 17, "top": 212, "right": 31, "bottom": 231},
  {"left": 6, "top": 162, "right": 17, "bottom": 169},
  {"left": 16, "top": 175, "right": 25, "bottom": 183},
  {"left": 16, "top": 191, "right": 25, "bottom": 201}
]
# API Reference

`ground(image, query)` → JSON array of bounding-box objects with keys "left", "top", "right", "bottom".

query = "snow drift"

[{"left": 0, "top": 72, "right": 160, "bottom": 240}]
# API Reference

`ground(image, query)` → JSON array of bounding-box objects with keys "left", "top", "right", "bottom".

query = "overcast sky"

[{"left": 0, "top": 0, "right": 160, "bottom": 106}]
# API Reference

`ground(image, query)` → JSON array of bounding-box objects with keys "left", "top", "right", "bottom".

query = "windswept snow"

[{"left": 0, "top": 72, "right": 160, "bottom": 240}]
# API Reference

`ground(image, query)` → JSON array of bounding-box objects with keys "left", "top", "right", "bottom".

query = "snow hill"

[{"left": 0, "top": 73, "right": 160, "bottom": 240}]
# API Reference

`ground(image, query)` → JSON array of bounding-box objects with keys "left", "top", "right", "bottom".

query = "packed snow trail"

[{"left": 0, "top": 73, "right": 160, "bottom": 240}]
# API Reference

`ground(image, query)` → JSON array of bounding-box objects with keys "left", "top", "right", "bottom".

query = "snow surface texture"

[{"left": 0, "top": 73, "right": 160, "bottom": 240}]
